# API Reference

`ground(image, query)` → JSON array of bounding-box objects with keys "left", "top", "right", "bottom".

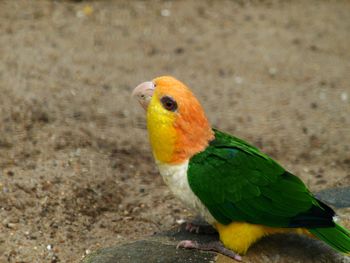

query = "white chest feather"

[{"left": 156, "top": 161, "right": 216, "bottom": 224}]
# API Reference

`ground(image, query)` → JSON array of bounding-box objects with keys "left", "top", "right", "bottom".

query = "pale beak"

[{"left": 132, "top": 81, "right": 155, "bottom": 110}]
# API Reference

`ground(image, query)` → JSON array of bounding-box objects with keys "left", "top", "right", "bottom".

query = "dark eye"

[{"left": 160, "top": 96, "right": 178, "bottom": 112}]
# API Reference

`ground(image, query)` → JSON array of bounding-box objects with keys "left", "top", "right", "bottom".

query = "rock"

[
  {"left": 82, "top": 224, "right": 350, "bottom": 263},
  {"left": 82, "top": 240, "right": 215, "bottom": 263},
  {"left": 82, "top": 188, "right": 350, "bottom": 263},
  {"left": 316, "top": 187, "right": 350, "bottom": 208}
]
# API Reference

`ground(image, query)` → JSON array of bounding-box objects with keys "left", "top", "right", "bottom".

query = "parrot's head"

[{"left": 132, "top": 76, "right": 214, "bottom": 164}]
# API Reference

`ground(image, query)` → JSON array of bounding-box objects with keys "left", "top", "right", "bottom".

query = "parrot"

[{"left": 132, "top": 76, "right": 350, "bottom": 261}]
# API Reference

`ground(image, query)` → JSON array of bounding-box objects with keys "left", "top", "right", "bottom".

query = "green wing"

[{"left": 188, "top": 129, "right": 335, "bottom": 228}]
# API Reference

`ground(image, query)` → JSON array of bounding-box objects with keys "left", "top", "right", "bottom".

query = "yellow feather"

[
  {"left": 147, "top": 93, "right": 176, "bottom": 163},
  {"left": 215, "top": 222, "right": 312, "bottom": 255}
]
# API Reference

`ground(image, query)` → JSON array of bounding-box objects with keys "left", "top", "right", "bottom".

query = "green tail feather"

[{"left": 309, "top": 223, "right": 350, "bottom": 254}]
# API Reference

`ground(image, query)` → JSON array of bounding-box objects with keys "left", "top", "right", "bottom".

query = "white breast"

[{"left": 156, "top": 160, "right": 216, "bottom": 224}]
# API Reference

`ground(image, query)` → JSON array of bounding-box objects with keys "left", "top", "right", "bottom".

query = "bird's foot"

[
  {"left": 185, "top": 222, "right": 217, "bottom": 234},
  {"left": 177, "top": 240, "right": 242, "bottom": 261}
]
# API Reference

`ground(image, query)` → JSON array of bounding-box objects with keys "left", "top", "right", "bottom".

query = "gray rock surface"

[
  {"left": 82, "top": 224, "right": 350, "bottom": 263},
  {"left": 316, "top": 187, "right": 350, "bottom": 208},
  {"left": 82, "top": 189, "right": 350, "bottom": 263},
  {"left": 82, "top": 240, "right": 215, "bottom": 263}
]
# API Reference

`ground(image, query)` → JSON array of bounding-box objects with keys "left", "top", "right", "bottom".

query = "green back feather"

[{"left": 188, "top": 129, "right": 334, "bottom": 228}]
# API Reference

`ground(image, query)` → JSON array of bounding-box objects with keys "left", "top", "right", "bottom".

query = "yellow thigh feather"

[{"left": 215, "top": 222, "right": 312, "bottom": 255}]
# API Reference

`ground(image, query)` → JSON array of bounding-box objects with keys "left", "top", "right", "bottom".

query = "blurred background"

[{"left": 0, "top": 0, "right": 349, "bottom": 262}]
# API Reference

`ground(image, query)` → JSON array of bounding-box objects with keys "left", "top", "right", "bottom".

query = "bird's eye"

[{"left": 160, "top": 96, "right": 178, "bottom": 112}]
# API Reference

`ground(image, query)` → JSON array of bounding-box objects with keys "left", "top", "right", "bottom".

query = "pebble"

[
  {"left": 76, "top": 5, "right": 94, "bottom": 18},
  {"left": 341, "top": 92, "right": 348, "bottom": 102},
  {"left": 176, "top": 218, "right": 186, "bottom": 225},
  {"left": 161, "top": 9, "right": 171, "bottom": 17},
  {"left": 234, "top": 76, "right": 243, "bottom": 84},
  {"left": 6, "top": 223, "right": 17, "bottom": 229},
  {"left": 268, "top": 67, "right": 277, "bottom": 76},
  {"left": 75, "top": 148, "right": 81, "bottom": 157},
  {"left": 319, "top": 92, "right": 326, "bottom": 100}
]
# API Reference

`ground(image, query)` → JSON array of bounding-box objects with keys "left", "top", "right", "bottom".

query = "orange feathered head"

[{"left": 132, "top": 76, "right": 214, "bottom": 164}]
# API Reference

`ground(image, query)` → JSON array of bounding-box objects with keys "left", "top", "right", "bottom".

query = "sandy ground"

[{"left": 0, "top": 0, "right": 349, "bottom": 262}]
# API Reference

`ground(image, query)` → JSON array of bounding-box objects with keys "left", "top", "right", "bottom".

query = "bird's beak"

[{"left": 132, "top": 81, "right": 155, "bottom": 110}]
